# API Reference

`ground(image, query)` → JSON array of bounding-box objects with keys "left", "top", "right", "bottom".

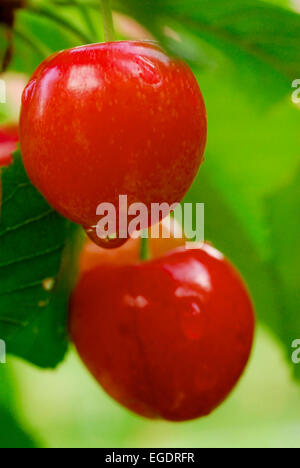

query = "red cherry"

[
  {"left": 0, "top": 125, "right": 18, "bottom": 167},
  {"left": 70, "top": 243, "right": 255, "bottom": 421},
  {"left": 19, "top": 41, "right": 207, "bottom": 232}
]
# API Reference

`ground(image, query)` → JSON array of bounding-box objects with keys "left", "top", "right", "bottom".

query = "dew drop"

[
  {"left": 123, "top": 294, "right": 149, "bottom": 309},
  {"left": 42, "top": 278, "right": 55, "bottom": 291},
  {"left": 181, "top": 302, "right": 204, "bottom": 341},
  {"left": 84, "top": 226, "right": 128, "bottom": 250}
]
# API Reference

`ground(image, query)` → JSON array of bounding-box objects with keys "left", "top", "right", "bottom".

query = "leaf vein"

[
  {"left": 0, "top": 280, "right": 46, "bottom": 297},
  {"left": 0, "top": 244, "right": 65, "bottom": 268},
  {"left": 0, "top": 209, "right": 55, "bottom": 238},
  {"left": 0, "top": 317, "right": 28, "bottom": 327},
  {"left": 1, "top": 182, "right": 33, "bottom": 207}
]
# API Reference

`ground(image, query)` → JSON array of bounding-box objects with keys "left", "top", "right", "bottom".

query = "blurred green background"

[{"left": 0, "top": 0, "right": 299, "bottom": 448}]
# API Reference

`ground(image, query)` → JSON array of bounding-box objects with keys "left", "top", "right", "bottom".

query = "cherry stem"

[
  {"left": 100, "top": 0, "right": 115, "bottom": 42},
  {"left": 140, "top": 234, "right": 151, "bottom": 262}
]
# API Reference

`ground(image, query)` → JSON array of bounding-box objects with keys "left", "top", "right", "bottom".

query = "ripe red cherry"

[
  {"left": 70, "top": 243, "right": 255, "bottom": 421},
  {"left": 0, "top": 125, "right": 19, "bottom": 208},
  {"left": 0, "top": 125, "right": 18, "bottom": 167},
  {"left": 19, "top": 41, "right": 207, "bottom": 234}
]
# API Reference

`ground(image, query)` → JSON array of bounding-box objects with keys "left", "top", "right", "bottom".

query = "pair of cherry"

[{"left": 5, "top": 41, "right": 255, "bottom": 421}]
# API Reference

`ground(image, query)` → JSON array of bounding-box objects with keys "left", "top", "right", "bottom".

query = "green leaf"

[
  {"left": 0, "top": 406, "right": 37, "bottom": 448},
  {"left": 266, "top": 170, "right": 300, "bottom": 379},
  {"left": 9, "top": 2, "right": 104, "bottom": 75},
  {"left": 0, "top": 152, "right": 82, "bottom": 368},
  {"left": 0, "top": 366, "right": 37, "bottom": 448},
  {"left": 195, "top": 69, "right": 299, "bottom": 259},
  {"left": 114, "top": 0, "right": 300, "bottom": 101}
]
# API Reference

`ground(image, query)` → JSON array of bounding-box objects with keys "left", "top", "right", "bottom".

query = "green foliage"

[
  {"left": 0, "top": 407, "right": 36, "bottom": 448},
  {"left": 0, "top": 152, "right": 82, "bottom": 368},
  {"left": 0, "top": 0, "right": 298, "bottom": 449},
  {"left": 0, "top": 366, "right": 37, "bottom": 448},
  {"left": 0, "top": 0, "right": 298, "bottom": 393},
  {"left": 113, "top": 0, "right": 300, "bottom": 102},
  {"left": 266, "top": 170, "right": 300, "bottom": 378}
]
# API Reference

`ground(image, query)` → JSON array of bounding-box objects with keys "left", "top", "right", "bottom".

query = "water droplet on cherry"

[
  {"left": 181, "top": 302, "right": 205, "bottom": 341},
  {"left": 84, "top": 226, "right": 128, "bottom": 250}
]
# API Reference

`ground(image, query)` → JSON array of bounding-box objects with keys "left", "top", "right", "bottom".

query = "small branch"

[
  {"left": 1, "top": 29, "right": 13, "bottom": 72},
  {"left": 100, "top": 0, "right": 115, "bottom": 42},
  {"left": 140, "top": 234, "right": 151, "bottom": 262}
]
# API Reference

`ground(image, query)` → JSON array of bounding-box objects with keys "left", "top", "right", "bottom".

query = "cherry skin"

[
  {"left": 0, "top": 125, "right": 18, "bottom": 167},
  {"left": 19, "top": 41, "right": 207, "bottom": 234},
  {"left": 0, "top": 125, "right": 19, "bottom": 209},
  {"left": 70, "top": 243, "right": 255, "bottom": 421}
]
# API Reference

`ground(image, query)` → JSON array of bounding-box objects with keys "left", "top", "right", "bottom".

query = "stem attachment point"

[{"left": 100, "top": 0, "right": 115, "bottom": 42}]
